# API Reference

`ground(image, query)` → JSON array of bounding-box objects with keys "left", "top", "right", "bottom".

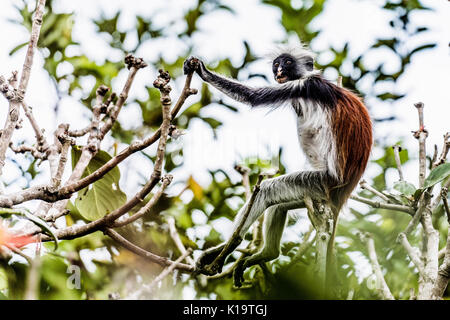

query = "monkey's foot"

[
  {"left": 195, "top": 244, "right": 226, "bottom": 276},
  {"left": 233, "top": 259, "right": 246, "bottom": 287},
  {"left": 183, "top": 57, "right": 200, "bottom": 75}
]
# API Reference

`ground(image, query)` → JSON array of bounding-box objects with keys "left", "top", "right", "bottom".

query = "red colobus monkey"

[{"left": 183, "top": 45, "right": 372, "bottom": 283}]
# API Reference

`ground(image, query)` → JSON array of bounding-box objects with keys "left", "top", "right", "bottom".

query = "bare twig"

[
  {"left": 24, "top": 249, "right": 41, "bottom": 300},
  {"left": 0, "top": 0, "right": 46, "bottom": 175},
  {"left": 9, "top": 143, "right": 45, "bottom": 159},
  {"left": 431, "top": 226, "right": 450, "bottom": 298},
  {"left": 404, "top": 192, "right": 431, "bottom": 236},
  {"left": 52, "top": 138, "right": 72, "bottom": 189},
  {"left": 350, "top": 194, "right": 414, "bottom": 215},
  {"left": 146, "top": 248, "right": 193, "bottom": 292},
  {"left": 100, "top": 55, "right": 147, "bottom": 137},
  {"left": 234, "top": 164, "right": 251, "bottom": 199},
  {"left": 167, "top": 216, "right": 195, "bottom": 266},
  {"left": 432, "top": 132, "right": 450, "bottom": 169},
  {"left": 392, "top": 145, "right": 404, "bottom": 181},
  {"left": 104, "top": 228, "right": 193, "bottom": 272},
  {"left": 67, "top": 124, "right": 92, "bottom": 138},
  {"left": 234, "top": 164, "right": 264, "bottom": 249},
  {"left": 396, "top": 233, "right": 425, "bottom": 275},
  {"left": 5, "top": 244, "right": 32, "bottom": 264},
  {"left": 358, "top": 232, "right": 395, "bottom": 300},
  {"left": 112, "top": 175, "right": 173, "bottom": 228},
  {"left": 359, "top": 180, "right": 391, "bottom": 203},
  {"left": 412, "top": 102, "right": 427, "bottom": 187},
  {"left": 151, "top": 69, "right": 172, "bottom": 179},
  {"left": 20, "top": 102, "right": 48, "bottom": 150},
  {"left": 431, "top": 179, "right": 450, "bottom": 211}
]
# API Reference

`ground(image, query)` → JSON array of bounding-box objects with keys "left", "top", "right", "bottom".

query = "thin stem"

[
  {"left": 146, "top": 248, "right": 193, "bottom": 292},
  {"left": 104, "top": 228, "right": 193, "bottom": 272},
  {"left": 359, "top": 232, "right": 395, "bottom": 300},
  {"left": 359, "top": 180, "right": 391, "bottom": 203},
  {"left": 392, "top": 145, "right": 404, "bottom": 181},
  {"left": 112, "top": 175, "right": 173, "bottom": 228},
  {"left": 167, "top": 216, "right": 195, "bottom": 266},
  {"left": 350, "top": 194, "right": 414, "bottom": 215}
]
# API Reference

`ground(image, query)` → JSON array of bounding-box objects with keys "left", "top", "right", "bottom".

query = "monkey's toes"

[{"left": 233, "top": 262, "right": 245, "bottom": 287}]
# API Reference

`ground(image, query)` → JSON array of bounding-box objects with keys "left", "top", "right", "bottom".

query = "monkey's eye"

[{"left": 286, "top": 60, "right": 292, "bottom": 65}]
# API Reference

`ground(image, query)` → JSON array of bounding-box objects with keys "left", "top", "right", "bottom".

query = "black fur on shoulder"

[{"left": 298, "top": 75, "right": 346, "bottom": 110}]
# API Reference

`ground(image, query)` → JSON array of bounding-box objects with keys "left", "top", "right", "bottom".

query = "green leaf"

[
  {"left": 376, "top": 92, "right": 405, "bottom": 101},
  {"left": 393, "top": 181, "right": 416, "bottom": 196},
  {"left": 201, "top": 117, "right": 222, "bottom": 130},
  {"left": 9, "top": 41, "right": 27, "bottom": 56},
  {"left": 72, "top": 149, "right": 127, "bottom": 221},
  {"left": 423, "top": 163, "right": 450, "bottom": 189}
]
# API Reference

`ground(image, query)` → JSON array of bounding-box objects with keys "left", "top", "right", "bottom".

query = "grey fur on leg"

[
  {"left": 197, "top": 171, "right": 329, "bottom": 277},
  {"left": 233, "top": 200, "right": 304, "bottom": 287},
  {"left": 236, "top": 170, "right": 330, "bottom": 237}
]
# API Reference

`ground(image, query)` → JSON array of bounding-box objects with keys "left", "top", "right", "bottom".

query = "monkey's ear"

[{"left": 305, "top": 57, "right": 314, "bottom": 71}]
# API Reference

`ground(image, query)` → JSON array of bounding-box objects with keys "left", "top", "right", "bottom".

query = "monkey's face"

[{"left": 272, "top": 53, "right": 314, "bottom": 83}]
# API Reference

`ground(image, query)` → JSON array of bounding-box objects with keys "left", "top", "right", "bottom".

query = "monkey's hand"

[{"left": 183, "top": 56, "right": 202, "bottom": 75}]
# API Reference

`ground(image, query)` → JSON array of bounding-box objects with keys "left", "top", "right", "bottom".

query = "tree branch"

[
  {"left": 392, "top": 145, "right": 404, "bottom": 181},
  {"left": 146, "top": 248, "right": 193, "bottom": 292},
  {"left": 359, "top": 180, "right": 391, "bottom": 203},
  {"left": 0, "top": 0, "right": 46, "bottom": 175},
  {"left": 104, "top": 228, "right": 193, "bottom": 272},
  {"left": 112, "top": 175, "right": 173, "bottom": 228},
  {"left": 350, "top": 194, "right": 414, "bottom": 215},
  {"left": 167, "top": 216, "right": 195, "bottom": 266},
  {"left": 358, "top": 232, "right": 395, "bottom": 300}
]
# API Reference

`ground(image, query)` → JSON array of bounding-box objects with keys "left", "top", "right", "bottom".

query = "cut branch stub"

[
  {"left": 124, "top": 54, "right": 148, "bottom": 70},
  {"left": 96, "top": 85, "right": 109, "bottom": 97},
  {"left": 153, "top": 70, "right": 172, "bottom": 96}
]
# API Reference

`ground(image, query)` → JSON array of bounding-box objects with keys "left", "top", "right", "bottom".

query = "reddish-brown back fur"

[
  {"left": 330, "top": 87, "right": 373, "bottom": 215},
  {"left": 325, "top": 87, "right": 372, "bottom": 280}
]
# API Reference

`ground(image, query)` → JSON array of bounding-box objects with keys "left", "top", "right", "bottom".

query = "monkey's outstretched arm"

[{"left": 184, "top": 57, "right": 298, "bottom": 107}]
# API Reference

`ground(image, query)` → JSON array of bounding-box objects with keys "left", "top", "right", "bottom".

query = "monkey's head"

[{"left": 271, "top": 46, "right": 315, "bottom": 83}]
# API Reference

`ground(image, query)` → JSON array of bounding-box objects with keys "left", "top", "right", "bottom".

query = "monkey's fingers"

[{"left": 183, "top": 56, "right": 200, "bottom": 75}]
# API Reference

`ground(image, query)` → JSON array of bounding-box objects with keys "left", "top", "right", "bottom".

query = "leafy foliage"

[{"left": 71, "top": 148, "right": 127, "bottom": 221}]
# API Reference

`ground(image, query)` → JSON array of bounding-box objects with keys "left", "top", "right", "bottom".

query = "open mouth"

[{"left": 276, "top": 75, "right": 288, "bottom": 83}]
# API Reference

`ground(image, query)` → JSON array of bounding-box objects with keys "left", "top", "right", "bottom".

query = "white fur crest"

[{"left": 265, "top": 42, "right": 316, "bottom": 65}]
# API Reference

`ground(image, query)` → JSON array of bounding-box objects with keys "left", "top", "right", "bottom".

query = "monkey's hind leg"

[
  {"left": 195, "top": 178, "right": 266, "bottom": 276},
  {"left": 197, "top": 171, "right": 324, "bottom": 277},
  {"left": 233, "top": 201, "right": 303, "bottom": 287}
]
